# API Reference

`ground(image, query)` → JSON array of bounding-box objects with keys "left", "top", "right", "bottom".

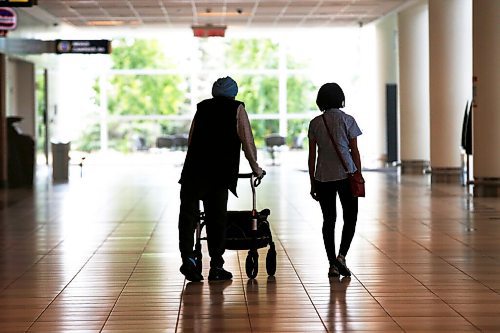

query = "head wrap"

[{"left": 212, "top": 76, "right": 238, "bottom": 98}]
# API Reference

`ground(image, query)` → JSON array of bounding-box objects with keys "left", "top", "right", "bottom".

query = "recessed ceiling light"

[
  {"left": 86, "top": 20, "right": 125, "bottom": 26},
  {"left": 199, "top": 11, "right": 249, "bottom": 17}
]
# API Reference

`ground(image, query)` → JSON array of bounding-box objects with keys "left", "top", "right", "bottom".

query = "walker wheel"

[
  {"left": 245, "top": 250, "right": 259, "bottom": 279},
  {"left": 266, "top": 245, "right": 277, "bottom": 276},
  {"left": 194, "top": 251, "right": 203, "bottom": 274}
]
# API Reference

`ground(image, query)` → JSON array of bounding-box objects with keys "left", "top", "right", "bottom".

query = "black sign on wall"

[
  {"left": 386, "top": 84, "right": 398, "bottom": 164},
  {"left": 55, "top": 40, "right": 111, "bottom": 54},
  {"left": 0, "top": 0, "right": 37, "bottom": 7}
]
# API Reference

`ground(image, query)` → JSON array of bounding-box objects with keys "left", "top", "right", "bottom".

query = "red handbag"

[
  {"left": 347, "top": 172, "right": 365, "bottom": 197},
  {"left": 321, "top": 114, "right": 365, "bottom": 197}
]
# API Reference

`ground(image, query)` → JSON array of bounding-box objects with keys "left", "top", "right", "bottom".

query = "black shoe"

[
  {"left": 335, "top": 255, "right": 351, "bottom": 277},
  {"left": 180, "top": 258, "right": 203, "bottom": 282},
  {"left": 208, "top": 267, "right": 233, "bottom": 281},
  {"left": 328, "top": 264, "right": 340, "bottom": 278}
]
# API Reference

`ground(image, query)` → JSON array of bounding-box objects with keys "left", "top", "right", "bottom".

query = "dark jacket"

[{"left": 180, "top": 97, "right": 243, "bottom": 196}]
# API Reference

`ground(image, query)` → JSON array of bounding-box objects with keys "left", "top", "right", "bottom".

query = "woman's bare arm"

[
  {"left": 308, "top": 137, "right": 318, "bottom": 200},
  {"left": 349, "top": 137, "right": 362, "bottom": 173}
]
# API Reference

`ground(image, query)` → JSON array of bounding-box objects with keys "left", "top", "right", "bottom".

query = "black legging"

[{"left": 315, "top": 178, "right": 358, "bottom": 263}]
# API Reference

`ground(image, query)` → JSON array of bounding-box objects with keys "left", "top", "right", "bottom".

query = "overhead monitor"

[{"left": 55, "top": 40, "right": 111, "bottom": 54}]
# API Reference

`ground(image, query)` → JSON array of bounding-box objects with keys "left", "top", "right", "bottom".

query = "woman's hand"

[{"left": 310, "top": 183, "right": 319, "bottom": 201}]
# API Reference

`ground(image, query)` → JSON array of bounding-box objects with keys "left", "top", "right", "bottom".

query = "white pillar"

[
  {"left": 375, "top": 14, "right": 398, "bottom": 165},
  {"left": 398, "top": 1, "right": 430, "bottom": 174},
  {"left": 99, "top": 74, "right": 109, "bottom": 151},
  {"left": 0, "top": 54, "right": 7, "bottom": 186},
  {"left": 428, "top": 0, "right": 472, "bottom": 182},
  {"left": 278, "top": 41, "right": 287, "bottom": 138},
  {"left": 9, "top": 59, "right": 36, "bottom": 138},
  {"left": 472, "top": 0, "right": 500, "bottom": 196},
  {"left": 358, "top": 24, "right": 385, "bottom": 167}
]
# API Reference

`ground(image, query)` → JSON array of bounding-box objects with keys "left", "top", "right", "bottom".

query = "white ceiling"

[{"left": 33, "top": 0, "right": 412, "bottom": 28}]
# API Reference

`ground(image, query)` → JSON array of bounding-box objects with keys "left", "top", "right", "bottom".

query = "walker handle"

[{"left": 238, "top": 171, "right": 266, "bottom": 187}]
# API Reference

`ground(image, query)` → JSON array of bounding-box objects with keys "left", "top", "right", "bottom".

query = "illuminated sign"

[
  {"left": 0, "top": 7, "right": 16, "bottom": 30},
  {"left": 55, "top": 40, "right": 111, "bottom": 54},
  {"left": 0, "top": 0, "right": 36, "bottom": 7}
]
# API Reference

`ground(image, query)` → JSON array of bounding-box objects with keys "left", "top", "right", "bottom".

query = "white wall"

[{"left": 6, "top": 58, "right": 36, "bottom": 137}]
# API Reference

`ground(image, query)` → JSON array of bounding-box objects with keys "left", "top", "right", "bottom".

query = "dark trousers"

[
  {"left": 178, "top": 181, "right": 229, "bottom": 268},
  {"left": 316, "top": 178, "right": 358, "bottom": 263}
]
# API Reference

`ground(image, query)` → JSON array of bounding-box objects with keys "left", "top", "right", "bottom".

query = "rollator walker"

[{"left": 193, "top": 172, "right": 276, "bottom": 279}]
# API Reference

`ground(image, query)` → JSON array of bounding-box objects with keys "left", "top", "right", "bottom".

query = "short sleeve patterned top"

[{"left": 308, "top": 108, "right": 362, "bottom": 182}]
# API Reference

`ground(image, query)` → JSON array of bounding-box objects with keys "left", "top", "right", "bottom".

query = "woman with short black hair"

[{"left": 308, "top": 82, "right": 363, "bottom": 278}]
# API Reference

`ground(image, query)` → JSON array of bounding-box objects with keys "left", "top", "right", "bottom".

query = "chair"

[
  {"left": 173, "top": 134, "right": 189, "bottom": 151},
  {"left": 291, "top": 133, "right": 306, "bottom": 150},
  {"left": 132, "top": 136, "right": 148, "bottom": 151},
  {"left": 156, "top": 135, "right": 175, "bottom": 149},
  {"left": 265, "top": 134, "right": 286, "bottom": 165}
]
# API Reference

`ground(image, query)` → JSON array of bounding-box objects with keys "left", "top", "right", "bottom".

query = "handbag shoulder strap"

[{"left": 321, "top": 113, "right": 349, "bottom": 173}]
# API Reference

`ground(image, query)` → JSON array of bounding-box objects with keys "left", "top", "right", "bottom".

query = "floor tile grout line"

[
  {"left": 273, "top": 233, "right": 330, "bottom": 332},
  {"left": 272, "top": 197, "right": 400, "bottom": 332},
  {"left": 0, "top": 184, "right": 118, "bottom": 295},
  {"left": 355, "top": 235, "right": 436, "bottom": 331},
  {"left": 99, "top": 193, "right": 166, "bottom": 333},
  {"left": 359, "top": 230, "right": 482, "bottom": 332},
  {"left": 375, "top": 215, "right": 500, "bottom": 295},
  {"left": 417, "top": 200, "right": 500, "bottom": 292},
  {"left": 0, "top": 230, "right": 65, "bottom": 294},
  {"left": 345, "top": 272, "right": 406, "bottom": 332},
  {"left": 175, "top": 279, "right": 188, "bottom": 333},
  {"left": 237, "top": 251, "right": 254, "bottom": 333},
  {"left": 24, "top": 219, "right": 127, "bottom": 333},
  {"left": 415, "top": 223, "right": 500, "bottom": 296},
  {"left": 97, "top": 250, "right": 144, "bottom": 333},
  {"left": 26, "top": 192, "right": 146, "bottom": 332},
  {"left": 174, "top": 251, "right": 250, "bottom": 332},
  {"left": 3, "top": 159, "right": 500, "bottom": 332},
  {"left": 0, "top": 220, "right": 44, "bottom": 254},
  {"left": 0, "top": 200, "right": 80, "bottom": 293}
]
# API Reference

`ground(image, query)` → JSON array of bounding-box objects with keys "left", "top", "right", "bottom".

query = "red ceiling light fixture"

[{"left": 192, "top": 24, "right": 226, "bottom": 38}]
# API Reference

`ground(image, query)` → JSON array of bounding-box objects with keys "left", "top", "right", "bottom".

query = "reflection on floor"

[{"left": 1, "top": 151, "right": 500, "bottom": 332}]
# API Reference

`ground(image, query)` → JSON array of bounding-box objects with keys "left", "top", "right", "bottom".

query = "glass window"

[
  {"left": 227, "top": 39, "right": 279, "bottom": 69},
  {"left": 107, "top": 74, "right": 189, "bottom": 116},
  {"left": 233, "top": 75, "right": 279, "bottom": 115},
  {"left": 250, "top": 119, "right": 279, "bottom": 148},
  {"left": 287, "top": 75, "right": 316, "bottom": 114}
]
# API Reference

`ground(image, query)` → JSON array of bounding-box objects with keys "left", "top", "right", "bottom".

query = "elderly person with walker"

[{"left": 178, "top": 77, "right": 264, "bottom": 282}]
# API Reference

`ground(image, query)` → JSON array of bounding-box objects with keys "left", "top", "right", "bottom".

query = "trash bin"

[
  {"left": 7, "top": 117, "right": 35, "bottom": 188},
  {"left": 52, "top": 142, "right": 70, "bottom": 181}
]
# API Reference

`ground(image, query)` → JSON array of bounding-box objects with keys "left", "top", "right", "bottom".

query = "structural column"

[
  {"left": 375, "top": 14, "right": 398, "bottom": 165},
  {"left": 0, "top": 54, "right": 6, "bottom": 187},
  {"left": 428, "top": 0, "right": 472, "bottom": 183},
  {"left": 398, "top": 1, "right": 430, "bottom": 174},
  {"left": 278, "top": 41, "right": 287, "bottom": 138},
  {"left": 472, "top": 0, "right": 500, "bottom": 197}
]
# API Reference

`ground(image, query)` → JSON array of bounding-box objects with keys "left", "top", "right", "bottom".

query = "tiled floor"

[{"left": 1, "top": 151, "right": 500, "bottom": 332}]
